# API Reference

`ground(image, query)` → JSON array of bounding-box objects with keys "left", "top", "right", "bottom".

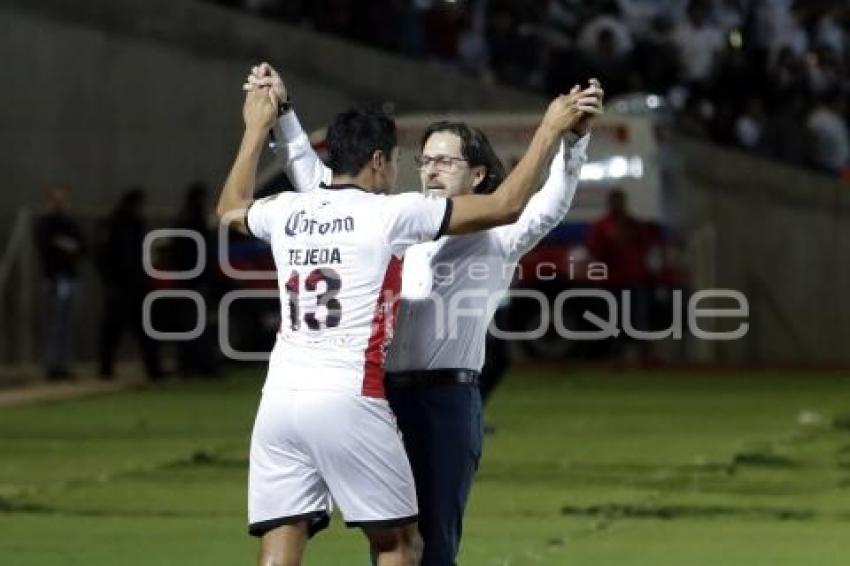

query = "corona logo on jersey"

[{"left": 284, "top": 209, "right": 355, "bottom": 237}]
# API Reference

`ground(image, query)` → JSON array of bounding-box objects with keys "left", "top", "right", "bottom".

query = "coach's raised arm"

[{"left": 444, "top": 85, "right": 602, "bottom": 235}]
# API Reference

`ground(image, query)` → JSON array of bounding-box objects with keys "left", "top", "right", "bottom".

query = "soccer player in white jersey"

[
  {"left": 217, "top": 79, "right": 598, "bottom": 566},
  {"left": 246, "top": 62, "right": 602, "bottom": 565}
]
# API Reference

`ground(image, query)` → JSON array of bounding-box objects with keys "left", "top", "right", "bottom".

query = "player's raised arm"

[
  {"left": 244, "top": 62, "right": 332, "bottom": 192},
  {"left": 446, "top": 85, "right": 603, "bottom": 235},
  {"left": 495, "top": 79, "right": 603, "bottom": 259},
  {"left": 215, "top": 87, "right": 278, "bottom": 234}
]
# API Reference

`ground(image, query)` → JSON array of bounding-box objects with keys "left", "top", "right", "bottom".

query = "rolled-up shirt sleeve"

[
  {"left": 493, "top": 133, "right": 589, "bottom": 261},
  {"left": 245, "top": 192, "right": 294, "bottom": 242},
  {"left": 270, "top": 111, "right": 332, "bottom": 192}
]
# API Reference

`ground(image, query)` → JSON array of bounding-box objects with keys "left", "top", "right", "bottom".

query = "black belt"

[{"left": 385, "top": 369, "right": 480, "bottom": 388}]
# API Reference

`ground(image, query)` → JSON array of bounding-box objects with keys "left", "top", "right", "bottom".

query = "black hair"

[
  {"left": 326, "top": 107, "right": 397, "bottom": 176},
  {"left": 110, "top": 187, "right": 145, "bottom": 219},
  {"left": 420, "top": 121, "right": 506, "bottom": 194}
]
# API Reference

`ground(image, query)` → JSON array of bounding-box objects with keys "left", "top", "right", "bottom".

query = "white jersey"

[
  {"left": 271, "top": 112, "right": 587, "bottom": 373},
  {"left": 246, "top": 186, "right": 450, "bottom": 397}
]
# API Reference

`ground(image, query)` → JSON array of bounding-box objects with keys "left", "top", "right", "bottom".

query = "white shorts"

[{"left": 248, "top": 388, "right": 418, "bottom": 537}]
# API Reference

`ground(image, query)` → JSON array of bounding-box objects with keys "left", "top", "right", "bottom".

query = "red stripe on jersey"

[{"left": 362, "top": 255, "right": 403, "bottom": 398}]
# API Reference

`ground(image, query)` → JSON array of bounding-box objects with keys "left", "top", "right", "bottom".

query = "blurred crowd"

[
  {"left": 213, "top": 0, "right": 850, "bottom": 178},
  {"left": 35, "top": 184, "right": 231, "bottom": 381}
]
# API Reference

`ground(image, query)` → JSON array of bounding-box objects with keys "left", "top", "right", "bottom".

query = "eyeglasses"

[{"left": 413, "top": 154, "right": 468, "bottom": 172}]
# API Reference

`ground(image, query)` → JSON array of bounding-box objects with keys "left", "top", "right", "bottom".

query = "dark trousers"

[
  {"left": 44, "top": 277, "right": 77, "bottom": 374},
  {"left": 98, "top": 288, "right": 163, "bottom": 379},
  {"left": 386, "top": 382, "right": 483, "bottom": 566}
]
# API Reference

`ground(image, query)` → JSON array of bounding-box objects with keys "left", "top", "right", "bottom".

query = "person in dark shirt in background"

[
  {"left": 95, "top": 188, "right": 164, "bottom": 381},
  {"left": 169, "top": 182, "right": 218, "bottom": 377},
  {"left": 585, "top": 189, "right": 654, "bottom": 363},
  {"left": 35, "top": 184, "right": 85, "bottom": 380}
]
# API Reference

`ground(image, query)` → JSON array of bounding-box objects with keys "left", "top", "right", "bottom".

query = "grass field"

[{"left": 2, "top": 369, "right": 850, "bottom": 565}]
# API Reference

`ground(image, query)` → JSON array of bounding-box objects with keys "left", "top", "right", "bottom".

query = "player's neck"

[{"left": 331, "top": 172, "right": 381, "bottom": 194}]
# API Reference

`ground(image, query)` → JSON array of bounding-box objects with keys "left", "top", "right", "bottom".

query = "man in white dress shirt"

[
  {"left": 245, "top": 64, "right": 601, "bottom": 565},
  {"left": 225, "top": 72, "right": 600, "bottom": 566}
]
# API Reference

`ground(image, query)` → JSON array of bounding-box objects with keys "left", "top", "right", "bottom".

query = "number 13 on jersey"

[{"left": 285, "top": 268, "right": 343, "bottom": 331}]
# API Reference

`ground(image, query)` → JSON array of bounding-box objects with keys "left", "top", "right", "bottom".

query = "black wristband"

[{"left": 277, "top": 97, "right": 294, "bottom": 116}]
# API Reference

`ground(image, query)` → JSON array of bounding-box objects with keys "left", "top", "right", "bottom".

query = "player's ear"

[{"left": 371, "top": 150, "right": 385, "bottom": 172}]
